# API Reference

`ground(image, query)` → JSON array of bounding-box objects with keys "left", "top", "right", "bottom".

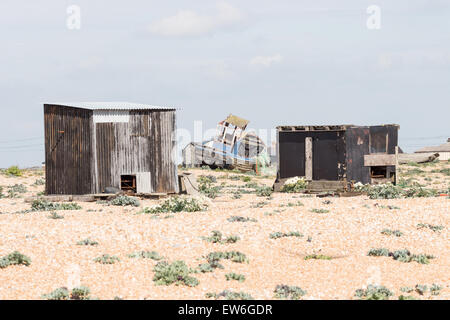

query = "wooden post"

[
  {"left": 305, "top": 137, "right": 313, "bottom": 180},
  {"left": 394, "top": 146, "right": 399, "bottom": 185}
]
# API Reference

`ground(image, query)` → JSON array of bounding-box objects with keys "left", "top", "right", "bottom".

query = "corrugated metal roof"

[{"left": 46, "top": 102, "right": 177, "bottom": 111}]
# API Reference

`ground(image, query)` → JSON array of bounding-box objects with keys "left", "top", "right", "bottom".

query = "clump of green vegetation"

[
  {"left": 110, "top": 196, "right": 140, "bottom": 207},
  {"left": 251, "top": 200, "right": 269, "bottom": 208},
  {"left": 255, "top": 186, "right": 273, "bottom": 197},
  {"left": 414, "top": 284, "right": 427, "bottom": 295},
  {"left": 198, "top": 175, "right": 221, "bottom": 199},
  {"left": 381, "top": 229, "right": 403, "bottom": 237},
  {"left": 153, "top": 261, "right": 199, "bottom": 287},
  {"left": 206, "top": 290, "right": 254, "bottom": 300},
  {"left": 264, "top": 209, "right": 283, "bottom": 216},
  {"left": 368, "top": 248, "right": 435, "bottom": 264},
  {"left": 430, "top": 284, "right": 443, "bottom": 296},
  {"left": 76, "top": 238, "right": 99, "bottom": 246},
  {"left": 304, "top": 254, "right": 332, "bottom": 260},
  {"left": 93, "top": 254, "right": 120, "bottom": 264},
  {"left": 241, "top": 176, "right": 252, "bottom": 182},
  {"left": 203, "top": 231, "right": 240, "bottom": 244},
  {"left": 274, "top": 285, "right": 307, "bottom": 300},
  {"left": 42, "top": 286, "right": 92, "bottom": 300},
  {"left": 225, "top": 272, "right": 245, "bottom": 282},
  {"left": 355, "top": 182, "right": 437, "bottom": 199},
  {"left": 355, "top": 285, "right": 393, "bottom": 300},
  {"left": 47, "top": 211, "right": 64, "bottom": 219},
  {"left": 33, "top": 178, "right": 45, "bottom": 186},
  {"left": 269, "top": 231, "right": 303, "bottom": 239},
  {"left": 227, "top": 216, "right": 257, "bottom": 223},
  {"left": 128, "top": 251, "right": 162, "bottom": 260},
  {"left": 367, "top": 248, "right": 390, "bottom": 257},
  {"left": 232, "top": 193, "right": 242, "bottom": 199},
  {"left": 391, "top": 249, "right": 435, "bottom": 264},
  {"left": 281, "top": 177, "right": 308, "bottom": 193},
  {"left": 310, "top": 208, "right": 329, "bottom": 213},
  {"left": 398, "top": 295, "right": 416, "bottom": 300},
  {"left": 280, "top": 201, "right": 304, "bottom": 207},
  {"left": 4, "top": 165, "right": 23, "bottom": 177},
  {"left": 31, "top": 199, "right": 81, "bottom": 211},
  {"left": 141, "top": 196, "right": 209, "bottom": 214},
  {"left": 417, "top": 223, "right": 444, "bottom": 233},
  {"left": 204, "top": 251, "right": 249, "bottom": 270},
  {"left": 6, "top": 184, "right": 27, "bottom": 198},
  {"left": 0, "top": 251, "right": 31, "bottom": 269}
]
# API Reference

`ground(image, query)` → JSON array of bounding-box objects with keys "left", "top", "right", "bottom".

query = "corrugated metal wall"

[
  {"left": 93, "top": 110, "right": 178, "bottom": 194},
  {"left": 44, "top": 105, "right": 93, "bottom": 195},
  {"left": 45, "top": 105, "right": 178, "bottom": 195}
]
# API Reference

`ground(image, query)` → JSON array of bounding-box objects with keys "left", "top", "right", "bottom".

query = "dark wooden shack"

[
  {"left": 44, "top": 102, "right": 178, "bottom": 195},
  {"left": 275, "top": 124, "right": 400, "bottom": 190}
]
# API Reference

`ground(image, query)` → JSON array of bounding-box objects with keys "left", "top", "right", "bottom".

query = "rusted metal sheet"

[{"left": 44, "top": 104, "right": 93, "bottom": 195}]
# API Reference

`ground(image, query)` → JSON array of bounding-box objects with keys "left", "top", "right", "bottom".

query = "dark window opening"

[
  {"left": 370, "top": 166, "right": 387, "bottom": 178},
  {"left": 121, "top": 175, "right": 136, "bottom": 193}
]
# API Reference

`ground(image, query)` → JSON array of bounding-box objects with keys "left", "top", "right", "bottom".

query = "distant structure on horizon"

[
  {"left": 43, "top": 102, "right": 178, "bottom": 195},
  {"left": 415, "top": 138, "right": 450, "bottom": 161}
]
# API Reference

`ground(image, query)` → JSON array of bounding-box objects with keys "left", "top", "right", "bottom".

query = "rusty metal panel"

[{"left": 44, "top": 104, "right": 93, "bottom": 195}]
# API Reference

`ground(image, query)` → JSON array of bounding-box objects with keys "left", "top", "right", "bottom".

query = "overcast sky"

[{"left": 0, "top": 0, "right": 449, "bottom": 167}]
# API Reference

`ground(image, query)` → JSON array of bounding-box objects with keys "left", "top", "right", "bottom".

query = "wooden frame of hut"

[
  {"left": 43, "top": 102, "right": 178, "bottom": 195},
  {"left": 274, "top": 124, "right": 400, "bottom": 191}
]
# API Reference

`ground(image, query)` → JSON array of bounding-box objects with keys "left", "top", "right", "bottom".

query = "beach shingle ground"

[{"left": 0, "top": 162, "right": 448, "bottom": 300}]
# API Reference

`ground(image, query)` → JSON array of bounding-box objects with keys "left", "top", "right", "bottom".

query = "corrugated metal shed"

[{"left": 47, "top": 102, "right": 177, "bottom": 111}]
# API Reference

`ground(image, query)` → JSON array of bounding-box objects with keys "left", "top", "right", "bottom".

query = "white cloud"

[
  {"left": 149, "top": 2, "right": 243, "bottom": 37},
  {"left": 249, "top": 54, "right": 283, "bottom": 67}
]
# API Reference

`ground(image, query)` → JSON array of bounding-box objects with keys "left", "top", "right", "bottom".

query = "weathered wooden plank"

[
  {"left": 364, "top": 154, "right": 397, "bottom": 166},
  {"left": 305, "top": 137, "right": 313, "bottom": 180}
]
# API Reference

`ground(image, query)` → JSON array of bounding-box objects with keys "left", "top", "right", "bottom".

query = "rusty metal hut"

[
  {"left": 274, "top": 124, "right": 400, "bottom": 191},
  {"left": 43, "top": 102, "right": 178, "bottom": 195}
]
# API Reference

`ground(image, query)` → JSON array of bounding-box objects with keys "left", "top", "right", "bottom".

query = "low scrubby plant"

[
  {"left": 31, "top": 199, "right": 81, "bottom": 211},
  {"left": 430, "top": 284, "right": 442, "bottom": 296},
  {"left": 381, "top": 229, "right": 403, "bottom": 237},
  {"left": 42, "top": 286, "right": 92, "bottom": 300},
  {"left": 281, "top": 177, "right": 308, "bottom": 193},
  {"left": 310, "top": 208, "right": 329, "bottom": 213},
  {"left": 33, "top": 178, "right": 45, "bottom": 186},
  {"left": 304, "top": 254, "right": 332, "bottom": 260},
  {"left": 274, "top": 285, "right": 307, "bottom": 300},
  {"left": 6, "top": 184, "right": 27, "bottom": 198},
  {"left": 398, "top": 295, "right": 416, "bottom": 300},
  {"left": 153, "top": 260, "right": 199, "bottom": 287},
  {"left": 270, "top": 231, "right": 303, "bottom": 239},
  {"left": 110, "top": 196, "right": 140, "bottom": 207},
  {"left": 368, "top": 248, "right": 434, "bottom": 264},
  {"left": 202, "top": 231, "right": 240, "bottom": 244},
  {"left": 255, "top": 186, "right": 273, "bottom": 197},
  {"left": 206, "top": 290, "right": 254, "bottom": 300},
  {"left": 355, "top": 284, "right": 393, "bottom": 300},
  {"left": 367, "top": 248, "right": 390, "bottom": 257},
  {"left": 417, "top": 223, "right": 444, "bottom": 233},
  {"left": 47, "top": 211, "right": 64, "bottom": 219},
  {"left": 225, "top": 272, "right": 245, "bottom": 282},
  {"left": 4, "top": 165, "right": 22, "bottom": 177},
  {"left": 251, "top": 201, "right": 269, "bottom": 208},
  {"left": 227, "top": 216, "right": 257, "bottom": 223},
  {"left": 77, "top": 238, "right": 99, "bottom": 246},
  {"left": 141, "top": 196, "right": 209, "bottom": 214},
  {"left": 94, "top": 254, "right": 120, "bottom": 264},
  {"left": 198, "top": 175, "right": 221, "bottom": 199},
  {"left": 204, "top": 251, "right": 249, "bottom": 270},
  {"left": 128, "top": 251, "right": 162, "bottom": 260},
  {"left": 0, "top": 251, "right": 31, "bottom": 268},
  {"left": 354, "top": 182, "right": 437, "bottom": 199}
]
